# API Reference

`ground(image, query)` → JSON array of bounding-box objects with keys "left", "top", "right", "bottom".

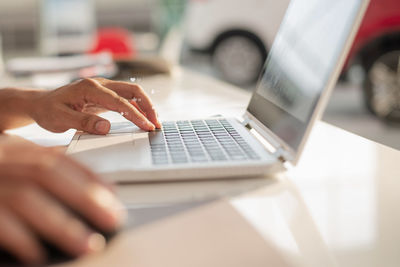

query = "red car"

[{"left": 347, "top": 0, "right": 400, "bottom": 121}]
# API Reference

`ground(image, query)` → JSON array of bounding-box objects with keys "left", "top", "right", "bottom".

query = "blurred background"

[{"left": 0, "top": 0, "right": 400, "bottom": 149}]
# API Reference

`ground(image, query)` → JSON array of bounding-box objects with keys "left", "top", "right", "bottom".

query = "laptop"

[{"left": 67, "top": 0, "right": 370, "bottom": 182}]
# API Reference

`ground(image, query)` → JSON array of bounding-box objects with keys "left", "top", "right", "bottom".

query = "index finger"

[
  {"left": 78, "top": 79, "right": 156, "bottom": 131},
  {"left": 95, "top": 79, "right": 161, "bottom": 129}
]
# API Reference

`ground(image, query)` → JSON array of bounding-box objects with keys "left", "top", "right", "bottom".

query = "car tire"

[
  {"left": 364, "top": 50, "right": 400, "bottom": 122},
  {"left": 212, "top": 34, "right": 266, "bottom": 86}
]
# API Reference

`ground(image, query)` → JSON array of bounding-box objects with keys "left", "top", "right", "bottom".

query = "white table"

[{"left": 10, "top": 69, "right": 397, "bottom": 267}]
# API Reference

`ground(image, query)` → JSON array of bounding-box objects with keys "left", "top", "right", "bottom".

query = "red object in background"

[
  {"left": 90, "top": 27, "right": 137, "bottom": 60},
  {"left": 346, "top": 0, "right": 400, "bottom": 69}
]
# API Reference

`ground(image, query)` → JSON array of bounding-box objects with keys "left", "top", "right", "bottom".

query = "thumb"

[{"left": 69, "top": 111, "right": 111, "bottom": 135}]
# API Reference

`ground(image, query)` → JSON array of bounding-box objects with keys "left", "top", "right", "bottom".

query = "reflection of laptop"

[{"left": 67, "top": 0, "right": 369, "bottom": 182}]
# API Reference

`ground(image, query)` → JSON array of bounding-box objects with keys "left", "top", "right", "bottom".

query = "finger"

[
  {"left": 79, "top": 79, "right": 155, "bottom": 131},
  {"left": 130, "top": 99, "right": 146, "bottom": 117},
  {"left": 47, "top": 148, "right": 114, "bottom": 191},
  {"left": 130, "top": 85, "right": 161, "bottom": 128},
  {"left": 59, "top": 105, "right": 111, "bottom": 135},
  {"left": 0, "top": 206, "right": 45, "bottom": 264},
  {"left": 131, "top": 95, "right": 161, "bottom": 129},
  {"left": 80, "top": 103, "right": 108, "bottom": 115},
  {"left": 9, "top": 185, "right": 106, "bottom": 257},
  {"left": 33, "top": 155, "right": 125, "bottom": 232},
  {"left": 94, "top": 79, "right": 161, "bottom": 128},
  {"left": 0, "top": 144, "right": 104, "bottom": 188}
]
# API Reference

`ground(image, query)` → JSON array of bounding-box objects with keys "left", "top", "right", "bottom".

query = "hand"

[
  {"left": 30, "top": 77, "right": 161, "bottom": 134},
  {"left": 0, "top": 136, "right": 125, "bottom": 264}
]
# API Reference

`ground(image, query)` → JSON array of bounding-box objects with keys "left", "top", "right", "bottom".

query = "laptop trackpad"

[
  {"left": 70, "top": 133, "right": 151, "bottom": 173},
  {"left": 108, "top": 121, "right": 140, "bottom": 134}
]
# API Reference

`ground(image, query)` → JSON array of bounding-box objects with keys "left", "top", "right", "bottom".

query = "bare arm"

[
  {"left": 0, "top": 88, "right": 40, "bottom": 132},
  {"left": 0, "top": 78, "right": 161, "bottom": 133}
]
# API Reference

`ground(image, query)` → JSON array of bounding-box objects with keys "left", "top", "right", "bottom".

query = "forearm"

[{"left": 0, "top": 88, "right": 44, "bottom": 132}]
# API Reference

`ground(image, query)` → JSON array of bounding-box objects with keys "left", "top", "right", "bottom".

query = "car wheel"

[
  {"left": 364, "top": 50, "right": 400, "bottom": 121},
  {"left": 212, "top": 34, "right": 266, "bottom": 86}
]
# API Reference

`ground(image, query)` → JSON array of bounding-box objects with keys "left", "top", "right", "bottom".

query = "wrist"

[
  {"left": 22, "top": 89, "right": 47, "bottom": 120},
  {"left": 4, "top": 88, "right": 46, "bottom": 119},
  {"left": 0, "top": 88, "right": 47, "bottom": 131}
]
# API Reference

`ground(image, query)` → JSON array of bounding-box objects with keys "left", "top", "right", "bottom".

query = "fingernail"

[
  {"left": 95, "top": 121, "right": 109, "bottom": 134},
  {"left": 155, "top": 112, "right": 162, "bottom": 128},
  {"left": 86, "top": 233, "right": 106, "bottom": 253}
]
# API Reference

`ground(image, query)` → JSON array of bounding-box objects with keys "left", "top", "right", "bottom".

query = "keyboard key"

[
  {"left": 169, "top": 148, "right": 185, "bottom": 153},
  {"left": 187, "top": 149, "right": 203, "bottom": 154},
  {"left": 167, "top": 142, "right": 184, "bottom": 146},
  {"left": 191, "top": 157, "right": 208, "bottom": 162},
  {"left": 151, "top": 151, "right": 167, "bottom": 156},
  {"left": 187, "top": 147, "right": 203, "bottom": 151},
  {"left": 171, "top": 155, "right": 188, "bottom": 163},
  {"left": 246, "top": 154, "right": 260, "bottom": 160},
  {"left": 229, "top": 155, "right": 248, "bottom": 160},
  {"left": 165, "top": 135, "right": 181, "bottom": 139},
  {"left": 153, "top": 161, "right": 169, "bottom": 165},
  {"left": 210, "top": 155, "right": 227, "bottom": 161},
  {"left": 149, "top": 130, "right": 165, "bottom": 145},
  {"left": 171, "top": 155, "right": 187, "bottom": 160}
]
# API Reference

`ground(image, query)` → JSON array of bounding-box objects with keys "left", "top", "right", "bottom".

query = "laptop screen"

[{"left": 247, "top": 0, "right": 363, "bottom": 152}]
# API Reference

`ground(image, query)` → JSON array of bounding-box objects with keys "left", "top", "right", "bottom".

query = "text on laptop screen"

[{"left": 247, "top": 0, "right": 362, "bottom": 151}]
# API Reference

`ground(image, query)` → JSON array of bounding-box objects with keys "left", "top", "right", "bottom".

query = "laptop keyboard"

[{"left": 149, "top": 119, "right": 260, "bottom": 165}]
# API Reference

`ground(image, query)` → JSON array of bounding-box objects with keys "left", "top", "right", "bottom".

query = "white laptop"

[{"left": 67, "top": 0, "right": 370, "bottom": 182}]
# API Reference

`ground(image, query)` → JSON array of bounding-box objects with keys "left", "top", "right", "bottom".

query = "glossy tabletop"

[{"left": 53, "top": 69, "right": 400, "bottom": 267}]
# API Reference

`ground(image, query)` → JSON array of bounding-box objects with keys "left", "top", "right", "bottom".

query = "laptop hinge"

[
  {"left": 273, "top": 147, "right": 289, "bottom": 163},
  {"left": 241, "top": 117, "right": 251, "bottom": 129},
  {"left": 242, "top": 112, "right": 294, "bottom": 163}
]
